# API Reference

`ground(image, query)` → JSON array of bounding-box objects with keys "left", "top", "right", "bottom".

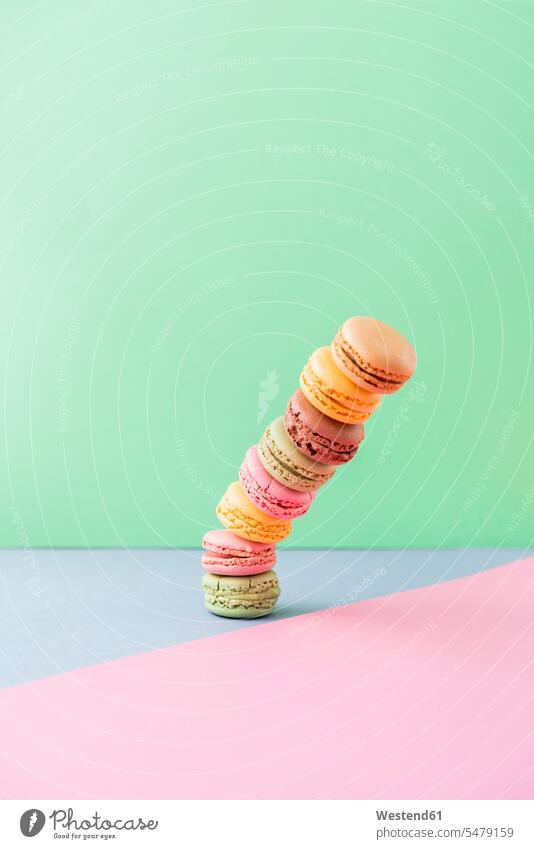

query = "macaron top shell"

[
  {"left": 202, "top": 529, "right": 274, "bottom": 557},
  {"left": 202, "top": 570, "right": 280, "bottom": 598},
  {"left": 332, "top": 316, "right": 416, "bottom": 393}
]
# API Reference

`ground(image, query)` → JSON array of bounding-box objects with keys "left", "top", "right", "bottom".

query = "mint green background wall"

[{"left": 1, "top": 1, "right": 533, "bottom": 548}]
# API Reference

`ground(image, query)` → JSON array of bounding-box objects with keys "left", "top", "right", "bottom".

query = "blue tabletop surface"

[{"left": 0, "top": 547, "right": 530, "bottom": 689}]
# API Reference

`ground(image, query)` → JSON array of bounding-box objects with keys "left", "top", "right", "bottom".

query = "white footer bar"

[{"left": 1, "top": 800, "right": 533, "bottom": 848}]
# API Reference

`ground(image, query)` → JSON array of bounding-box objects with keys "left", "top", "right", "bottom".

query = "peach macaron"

[{"left": 332, "top": 316, "right": 416, "bottom": 394}]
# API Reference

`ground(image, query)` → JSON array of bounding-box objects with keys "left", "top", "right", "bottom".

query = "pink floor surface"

[{"left": 0, "top": 556, "right": 532, "bottom": 799}]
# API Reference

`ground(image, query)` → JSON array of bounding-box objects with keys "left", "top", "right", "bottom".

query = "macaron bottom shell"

[{"left": 204, "top": 598, "right": 278, "bottom": 619}]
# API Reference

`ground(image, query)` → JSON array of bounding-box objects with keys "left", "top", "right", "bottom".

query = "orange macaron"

[
  {"left": 300, "top": 347, "right": 381, "bottom": 424},
  {"left": 216, "top": 481, "right": 292, "bottom": 543}
]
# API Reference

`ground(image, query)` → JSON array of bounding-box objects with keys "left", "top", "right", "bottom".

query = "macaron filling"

[
  {"left": 202, "top": 529, "right": 274, "bottom": 557},
  {"left": 202, "top": 550, "right": 276, "bottom": 570},
  {"left": 333, "top": 335, "right": 404, "bottom": 390}
]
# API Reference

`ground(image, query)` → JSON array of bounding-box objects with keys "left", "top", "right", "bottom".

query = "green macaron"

[
  {"left": 257, "top": 417, "right": 336, "bottom": 491},
  {"left": 202, "top": 571, "right": 281, "bottom": 619}
]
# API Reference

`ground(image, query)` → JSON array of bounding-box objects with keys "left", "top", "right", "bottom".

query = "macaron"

[
  {"left": 201, "top": 529, "right": 276, "bottom": 576},
  {"left": 258, "top": 416, "right": 336, "bottom": 492},
  {"left": 300, "top": 346, "right": 381, "bottom": 423},
  {"left": 202, "top": 570, "right": 281, "bottom": 619},
  {"left": 332, "top": 316, "right": 416, "bottom": 394},
  {"left": 284, "top": 388, "right": 365, "bottom": 465},
  {"left": 240, "top": 445, "right": 315, "bottom": 518},
  {"left": 216, "top": 480, "right": 292, "bottom": 543}
]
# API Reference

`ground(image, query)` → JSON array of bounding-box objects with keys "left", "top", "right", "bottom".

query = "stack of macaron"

[{"left": 202, "top": 316, "right": 416, "bottom": 619}]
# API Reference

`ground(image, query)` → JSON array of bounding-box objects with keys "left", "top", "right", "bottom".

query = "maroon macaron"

[{"left": 284, "top": 389, "right": 364, "bottom": 465}]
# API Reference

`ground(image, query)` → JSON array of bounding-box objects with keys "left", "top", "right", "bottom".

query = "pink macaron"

[
  {"left": 201, "top": 529, "right": 276, "bottom": 576},
  {"left": 239, "top": 445, "right": 315, "bottom": 519},
  {"left": 284, "top": 389, "right": 365, "bottom": 465}
]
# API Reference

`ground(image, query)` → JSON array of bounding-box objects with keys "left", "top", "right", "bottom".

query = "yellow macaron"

[
  {"left": 300, "top": 346, "right": 381, "bottom": 423},
  {"left": 216, "top": 481, "right": 292, "bottom": 543}
]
